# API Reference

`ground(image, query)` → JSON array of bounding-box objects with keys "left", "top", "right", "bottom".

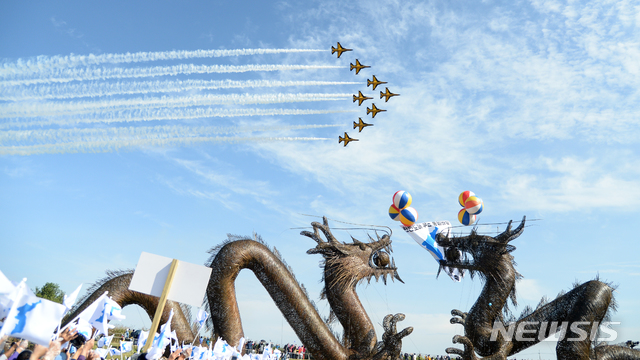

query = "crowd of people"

[
  {"left": 0, "top": 329, "right": 468, "bottom": 360},
  {"left": 240, "top": 340, "right": 305, "bottom": 359},
  {"left": 400, "top": 354, "right": 457, "bottom": 360},
  {"left": 0, "top": 332, "right": 571, "bottom": 360}
]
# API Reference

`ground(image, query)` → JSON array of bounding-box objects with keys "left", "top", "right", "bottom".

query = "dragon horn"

[
  {"left": 436, "top": 260, "right": 445, "bottom": 279},
  {"left": 497, "top": 216, "right": 527, "bottom": 243},
  {"left": 301, "top": 216, "right": 340, "bottom": 245}
]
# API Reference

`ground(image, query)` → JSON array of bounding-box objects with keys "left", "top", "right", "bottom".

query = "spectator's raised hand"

[
  {"left": 30, "top": 344, "right": 49, "bottom": 360},
  {"left": 42, "top": 339, "right": 62, "bottom": 360},
  {"left": 86, "top": 350, "right": 100, "bottom": 360},
  {"left": 60, "top": 328, "right": 79, "bottom": 344},
  {"left": 178, "top": 348, "right": 192, "bottom": 360},
  {"left": 167, "top": 349, "right": 182, "bottom": 360}
]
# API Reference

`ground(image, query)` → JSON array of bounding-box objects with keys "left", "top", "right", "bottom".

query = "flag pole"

[
  {"left": 141, "top": 259, "right": 180, "bottom": 353},
  {"left": 192, "top": 326, "right": 201, "bottom": 344}
]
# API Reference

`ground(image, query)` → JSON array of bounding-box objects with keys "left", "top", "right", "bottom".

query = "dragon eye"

[
  {"left": 373, "top": 251, "right": 390, "bottom": 267},
  {"left": 445, "top": 247, "right": 461, "bottom": 262}
]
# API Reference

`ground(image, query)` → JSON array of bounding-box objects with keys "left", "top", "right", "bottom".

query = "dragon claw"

[
  {"left": 449, "top": 335, "right": 479, "bottom": 360},
  {"left": 445, "top": 347, "right": 465, "bottom": 356},
  {"left": 372, "top": 313, "right": 413, "bottom": 360},
  {"left": 450, "top": 309, "right": 467, "bottom": 325}
]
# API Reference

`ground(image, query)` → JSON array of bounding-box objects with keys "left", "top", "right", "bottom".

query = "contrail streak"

[
  {"left": 0, "top": 136, "right": 330, "bottom": 156},
  {"left": 1, "top": 48, "right": 325, "bottom": 75},
  {"left": 0, "top": 108, "right": 357, "bottom": 129},
  {"left": 1, "top": 64, "right": 343, "bottom": 85},
  {"left": 0, "top": 79, "right": 361, "bottom": 101},
  {"left": 0, "top": 93, "right": 351, "bottom": 118},
  {"left": 0, "top": 124, "right": 341, "bottom": 144}
]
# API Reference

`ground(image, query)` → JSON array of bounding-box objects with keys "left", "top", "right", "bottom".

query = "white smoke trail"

[
  {"left": 0, "top": 92, "right": 351, "bottom": 118},
  {"left": 1, "top": 64, "right": 343, "bottom": 86},
  {"left": 0, "top": 79, "right": 362, "bottom": 101},
  {"left": 0, "top": 136, "right": 330, "bottom": 156},
  {"left": 0, "top": 124, "right": 340, "bottom": 144},
  {"left": 0, "top": 108, "right": 357, "bottom": 129},
  {"left": 1, "top": 48, "right": 325, "bottom": 75}
]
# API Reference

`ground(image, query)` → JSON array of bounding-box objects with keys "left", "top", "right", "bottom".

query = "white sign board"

[{"left": 128, "top": 252, "right": 212, "bottom": 307}]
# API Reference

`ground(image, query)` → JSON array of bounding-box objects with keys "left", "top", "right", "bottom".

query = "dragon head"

[
  {"left": 435, "top": 216, "right": 526, "bottom": 278},
  {"left": 301, "top": 217, "right": 402, "bottom": 293}
]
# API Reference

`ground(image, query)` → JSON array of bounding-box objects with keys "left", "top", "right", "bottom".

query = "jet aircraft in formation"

[
  {"left": 353, "top": 118, "right": 373, "bottom": 133},
  {"left": 339, "top": 132, "right": 358, "bottom": 147},
  {"left": 367, "top": 75, "right": 387, "bottom": 90},
  {"left": 366, "top": 103, "right": 386, "bottom": 118},
  {"left": 331, "top": 43, "right": 396, "bottom": 146},
  {"left": 353, "top": 91, "right": 373, "bottom": 106},
  {"left": 380, "top": 87, "right": 399, "bottom": 102},
  {"left": 331, "top": 42, "right": 352, "bottom": 58},
  {"left": 350, "top": 59, "right": 371, "bottom": 75}
]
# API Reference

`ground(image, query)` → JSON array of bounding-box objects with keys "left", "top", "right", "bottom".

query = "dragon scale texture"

[
  {"left": 437, "top": 216, "right": 640, "bottom": 360},
  {"left": 65, "top": 218, "right": 412, "bottom": 360}
]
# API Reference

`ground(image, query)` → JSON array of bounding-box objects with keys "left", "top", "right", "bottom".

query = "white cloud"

[
  {"left": 244, "top": 0, "right": 640, "bottom": 217},
  {"left": 516, "top": 278, "right": 547, "bottom": 302}
]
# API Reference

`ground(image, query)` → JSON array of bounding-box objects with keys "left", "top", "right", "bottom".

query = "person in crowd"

[{"left": 6, "top": 340, "right": 29, "bottom": 360}]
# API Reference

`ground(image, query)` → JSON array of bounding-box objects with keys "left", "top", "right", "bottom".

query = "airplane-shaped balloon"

[
  {"left": 353, "top": 91, "right": 373, "bottom": 106},
  {"left": 339, "top": 132, "right": 358, "bottom": 146},
  {"left": 350, "top": 59, "right": 370, "bottom": 75},
  {"left": 353, "top": 118, "right": 373, "bottom": 132},
  {"left": 367, "top": 75, "right": 387, "bottom": 90},
  {"left": 366, "top": 103, "right": 386, "bottom": 118},
  {"left": 380, "top": 87, "right": 399, "bottom": 102},
  {"left": 331, "top": 42, "right": 352, "bottom": 58}
]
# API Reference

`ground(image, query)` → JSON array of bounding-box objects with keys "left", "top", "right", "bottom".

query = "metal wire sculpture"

[
  {"left": 437, "top": 216, "right": 640, "bottom": 360},
  {"left": 65, "top": 217, "right": 412, "bottom": 360},
  {"left": 206, "top": 217, "right": 412, "bottom": 360},
  {"left": 63, "top": 270, "right": 195, "bottom": 342}
]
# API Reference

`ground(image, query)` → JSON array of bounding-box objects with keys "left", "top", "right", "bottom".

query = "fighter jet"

[
  {"left": 366, "top": 103, "right": 386, "bottom": 118},
  {"left": 353, "top": 118, "right": 373, "bottom": 132},
  {"left": 350, "top": 59, "right": 370, "bottom": 75},
  {"left": 353, "top": 91, "right": 373, "bottom": 106},
  {"left": 367, "top": 75, "right": 387, "bottom": 90},
  {"left": 380, "top": 87, "right": 400, "bottom": 102},
  {"left": 339, "top": 132, "right": 358, "bottom": 147},
  {"left": 331, "top": 42, "right": 352, "bottom": 58}
]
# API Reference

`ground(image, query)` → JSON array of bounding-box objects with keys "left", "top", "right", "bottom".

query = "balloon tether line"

[{"left": 296, "top": 213, "right": 392, "bottom": 237}]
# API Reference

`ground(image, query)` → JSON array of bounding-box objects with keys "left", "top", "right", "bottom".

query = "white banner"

[{"left": 402, "top": 220, "right": 464, "bottom": 282}]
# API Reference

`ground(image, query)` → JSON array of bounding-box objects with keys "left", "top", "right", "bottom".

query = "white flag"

[
  {"left": 237, "top": 337, "right": 245, "bottom": 353},
  {"left": 147, "top": 309, "right": 174, "bottom": 360},
  {"left": 65, "top": 292, "right": 108, "bottom": 334},
  {"left": 98, "top": 335, "right": 114, "bottom": 348},
  {"left": 0, "top": 273, "right": 19, "bottom": 325},
  {"left": 191, "top": 346, "right": 206, "bottom": 360},
  {"left": 94, "top": 348, "right": 109, "bottom": 358},
  {"left": 260, "top": 343, "right": 271, "bottom": 360},
  {"left": 403, "top": 221, "right": 464, "bottom": 282},
  {"left": 0, "top": 280, "right": 66, "bottom": 346},
  {"left": 196, "top": 309, "right": 208, "bottom": 328},
  {"left": 104, "top": 297, "right": 126, "bottom": 321},
  {"left": 136, "top": 331, "right": 149, "bottom": 353},
  {"left": 70, "top": 318, "right": 93, "bottom": 342},
  {"left": 120, "top": 341, "right": 133, "bottom": 353},
  {"left": 271, "top": 349, "right": 281, "bottom": 360},
  {"left": 63, "top": 284, "right": 83, "bottom": 314},
  {"left": 110, "top": 347, "right": 121, "bottom": 356}
]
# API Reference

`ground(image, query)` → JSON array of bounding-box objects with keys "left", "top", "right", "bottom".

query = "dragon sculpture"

[
  {"left": 66, "top": 217, "right": 412, "bottom": 360},
  {"left": 63, "top": 270, "right": 196, "bottom": 343},
  {"left": 436, "top": 216, "right": 640, "bottom": 360}
]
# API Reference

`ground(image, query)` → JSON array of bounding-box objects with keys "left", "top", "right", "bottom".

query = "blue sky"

[{"left": 1, "top": 0, "right": 639, "bottom": 358}]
